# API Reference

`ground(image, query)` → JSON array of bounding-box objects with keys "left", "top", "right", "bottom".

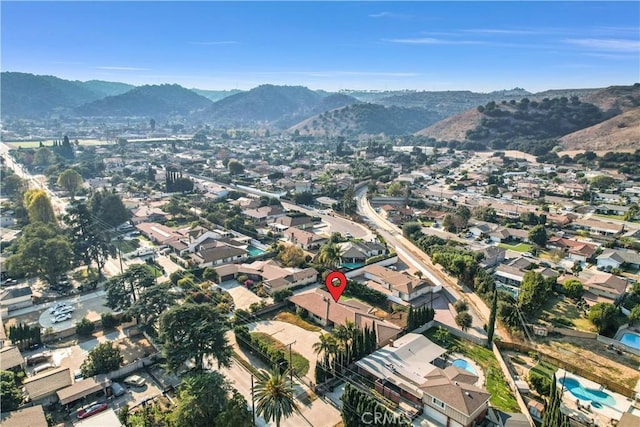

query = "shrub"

[
  {"left": 528, "top": 372, "right": 551, "bottom": 396},
  {"left": 101, "top": 312, "right": 118, "bottom": 329},
  {"left": 76, "top": 317, "right": 95, "bottom": 336},
  {"left": 272, "top": 289, "right": 293, "bottom": 303},
  {"left": 296, "top": 307, "right": 308, "bottom": 319},
  {"left": 454, "top": 299, "right": 469, "bottom": 313}
]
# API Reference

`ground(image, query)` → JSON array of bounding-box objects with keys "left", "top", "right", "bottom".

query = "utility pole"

[
  {"left": 251, "top": 373, "right": 256, "bottom": 427},
  {"left": 286, "top": 341, "right": 297, "bottom": 386}
]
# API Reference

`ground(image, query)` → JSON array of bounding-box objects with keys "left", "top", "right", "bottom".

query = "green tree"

[
  {"left": 628, "top": 305, "right": 640, "bottom": 326},
  {"left": 228, "top": 159, "right": 245, "bottom": 175},
  {"left": 387, "top": 181, "right": 405, "bottom": 196},
  {"left": 215, "top": 391, "right": 253, "bottom": 427},
  {"left": 455, "top": 311, "right": 472, "bottom": 331},
  {"left": 170, "top": 372, "right": 246, "bottom": 427},
  {"left": 518, "top": 271, "right": 549, "bottom": 314},
  {"left": 590, "top": 175, "right": 617, "bottom": 191},
  {"left": 23, "top": 189, "right": 56, "bottom": 223},
  {"left": 89, "top": 190, "right": 131, "bottom": 228},
  {"left": 254, "top": 368, "right": 300, "bottom": 427},
  {"left": 402, "top": 222, "right": 422, "bottom": 238},
  {"left": 64, "top": 200, "right": 114, "bottom": 275},
  {"left": 588, "top": 302, "right": 619, "bottom": 335},
  {"left": 486, "top": 290, "right": 498, "bottom": 347},
  {"left": 278, "top": 245, "right": 306, "bottom": 268},
  {"left": 341, "top": 186, "right": 357, "bottom": 214},
  {"left": 127, "top": 283, "right": 177, "bottom": 331},
  {"left": 202, "top": 266, "right": 219, "bottom": 282},
  {"left": 1, "top": 370, "right": 23, "bottom": 411},
  {"left": 105, "top": 264, "right": 156, "bottom": 312},
  {"left": 528, "top": 224, "right": 548, "bottom": 247},
  {"left": 76, "top": 317, "right": 96, "bottom": 336},
  {"left": 80, "top": 342, "right": 123, "bottom": 377},
  {"left": 1, "top": 173, "right": 26, "bottom": 198},
  {"left": 57, "top": 168, "right": 83, "bottom": 199},
  {"left": 159, "top": 303, "right": 232, "bottom": 372},
  {"left": 562, "top": 278, "right": 584, "bottom": 299},
  {"left": 6, "top": 223, "right": 73, "bottom": 285},
  {"left": 317, "top": 242, "right": 344, "bottom": 268},
  {"left": 454, "top": 299, "right": 469, "bottom": 313},
  {"left": 33, "top": 147, "right": 53, "bottom": 166}
]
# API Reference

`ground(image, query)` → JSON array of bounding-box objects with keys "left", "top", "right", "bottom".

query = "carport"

[{"left": 57, "top": 375, "right": 111, "bottom": 406}]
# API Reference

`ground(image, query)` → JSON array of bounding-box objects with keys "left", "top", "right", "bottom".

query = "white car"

[
  {"left": 49, "top": 302, "right": 70, "bottom": 313},
  {"left": 52, "top": 313, "right": 72, "bottom": 323},
  {"left": 52, "top": 306, "right": 74, "bottom": 316},
  {"left": 123, "top": 375, "right": 146, "bottom": 387}
]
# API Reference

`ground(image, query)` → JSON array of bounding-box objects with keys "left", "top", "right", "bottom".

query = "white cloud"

[{"left": 564, "top": 38, "right": 640, "bottom": 52}]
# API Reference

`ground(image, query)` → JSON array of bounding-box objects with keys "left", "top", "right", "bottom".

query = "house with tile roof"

[
  {"left": 596, "top": 249, "right": 640, "bottom": 270},
  {"left": 215, "top": 260, "right": 318, "bottom": 294},
  {"left": 23, "top": 367, "right": 72, "bottom": 405},
  {"left": 288, "top": 288, "right": 401, "bottom": 346},
  {"left": 356, "top": 334, "right": 491, "bottom": 427},
  {"left": 582, "top": 272, "right": 628, "bottom": 303},
  {"left": 361, "top": 264, "right": 437, "bottom": 303},
  {"left": 283, "top": 227, "right": 326, "bottom": 250},
  {"left": 338, "top": 241, "right": 386, "bottom": 264}
]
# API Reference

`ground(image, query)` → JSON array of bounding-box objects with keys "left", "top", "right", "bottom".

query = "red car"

[{"left": 77, "top": 402, "right": 108, "bottom": 419}]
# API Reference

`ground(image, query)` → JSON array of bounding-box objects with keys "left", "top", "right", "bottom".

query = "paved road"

[
  {"left": 356, "top": 187, "right": 491, "bottom": 337},
  {"left": 280, "top": 201, "right": 373, "bottom": 240}
]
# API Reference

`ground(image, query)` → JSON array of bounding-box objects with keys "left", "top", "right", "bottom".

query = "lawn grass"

[
  {"left": 498, "top": 242, "right": 533, "bottom": 253},
  {"left": 537, "top": 294, "right": 594, "bottom": 332},
  {"left": 117, "top": 238, "right": 140, "bottom": 254},
  {"left": 530, "top": 361, "right": 558, "bottom": 379},
  {"left": 273, "top": 311, "right": 322, "bottom": 332},
  {"left": 251, "top": 332, "right": 310, "bottom": 377},
  {"left": 424, "top": 328, "right": 520, "bottom": 413},
  {"left": 594, "top": 213, "right": 626, "bottom": 221}
]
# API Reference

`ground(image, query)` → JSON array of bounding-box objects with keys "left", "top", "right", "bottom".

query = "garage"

[{"left": 424, "top": 405, "right": 448, "bottom": 426}]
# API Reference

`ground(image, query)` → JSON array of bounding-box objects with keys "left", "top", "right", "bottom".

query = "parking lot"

[{"left": 37, "top": 291, "right": 108, "bottom": 331}]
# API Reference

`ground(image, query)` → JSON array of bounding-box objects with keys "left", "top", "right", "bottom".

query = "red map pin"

[{"left": 325, "top": 271, "right": 348, "bottom": 303}]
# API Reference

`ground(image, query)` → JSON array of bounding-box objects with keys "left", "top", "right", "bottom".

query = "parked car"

[
  {"left": 52, "top": 313, "right": 72, "bottom": 323},
  {"left": 523, "top": 252, "right": 533, "bottom": 258},
  {"left": 52, "top": 306, "right": 74, "bottom": 316},
  {"left": 26, "top": 352, "right": 51, "bottom": 366},
  {"left": 33, "top": 362, "right": 56, "bottom": 375},
  {"left": 74, "top": 370, "right": 84, "bottom": 381},
  {"left": 123, "top": 375, "right": 146, "bottom": 387},
  {"left": 49, "top": 302, "right": 70, "bottom": 313},
  {"left": 111, "top": 382, "right": 125, "bottom": 397},
  {"left": 77, "top": 402, "right": 108, "bottom": 419}
]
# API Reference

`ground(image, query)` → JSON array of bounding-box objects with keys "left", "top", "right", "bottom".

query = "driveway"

[
  {"left": 219, "top": 280, "right": 267, "bottom": 310},
  {"left": 247, "top": 320, "right": 322, "bottom": 383}
]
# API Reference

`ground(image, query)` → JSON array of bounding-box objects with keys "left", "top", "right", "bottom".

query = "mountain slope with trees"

[
  {"left": 76, "top": 84, "right": 213, "bottom": 117},
  {"left": 290, "top": 103, "right": 441, "bottom": 136}
]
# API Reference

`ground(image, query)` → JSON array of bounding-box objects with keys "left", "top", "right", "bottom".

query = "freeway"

[{"left": 356, "top": 186, "right": 494, "bottom": 337}]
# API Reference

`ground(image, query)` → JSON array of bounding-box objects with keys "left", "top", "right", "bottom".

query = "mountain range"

[{"left": 1, "top": 72, "right": 638, "bottom": 151}]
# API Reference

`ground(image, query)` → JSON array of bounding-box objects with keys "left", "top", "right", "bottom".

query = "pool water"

[
  {"left": 341, "top": 262, "right": 365, "bottom": 270},
  {"left": 560, "top": 377, "right": 616, "bottom": 406},
  {"left": 620, "top": 332, "right": 640, "bottom": 350},
  {"left": 247, "top": 246, "right": 266, "bottom": 257},
  {"left": 451, "top": 359, "right": 478, "bottom": 375}
]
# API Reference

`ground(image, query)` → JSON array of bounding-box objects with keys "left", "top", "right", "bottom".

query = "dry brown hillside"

[
  {"left": 582, "top": 84, "right": 640, "bottom": 114},
  {"left": 415, "top": 108, "right": 481, "bottom": 141},
  {"left": 560, "top": 107, "right": 640, "bottom": 151}
]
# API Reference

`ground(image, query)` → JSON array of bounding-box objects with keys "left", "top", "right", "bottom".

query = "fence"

[
  {"left": 344, "top": 256, "right": 399, "bottom": 279},
  {"left": 412, "top": 320, "right": 488, "bottom": 347},
  {"left": 491, "top": 345, "right": 535, "bottom": 427},
  {"left": 107, "top": 352, "right": 161, "bottom": 381},
  {"left": 495, "top": 341, "right": 635, "bottom": 398}
]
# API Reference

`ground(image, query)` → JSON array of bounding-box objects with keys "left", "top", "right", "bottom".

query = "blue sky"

[{"left": 2, "top": 1, "right": 638, "bottom": 92}]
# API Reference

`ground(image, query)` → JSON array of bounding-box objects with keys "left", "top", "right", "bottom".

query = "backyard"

[
  {"left": 537, "top": 294, "right": 594, "bottom": 331},
  {"left": 497, "top": 242, "right": 533, "bottom": 253},
  {"left": 273, "top": 311, "right": 321, "bottom": 332},
  {"left": 251, "top": 332, "right": 310, "bottom": 377},
  {"left": 424, "top": 328, "right": 520, "bottom": 413}
]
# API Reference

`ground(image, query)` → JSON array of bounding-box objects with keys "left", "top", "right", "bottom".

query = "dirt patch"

[{"left": 534, "top": 335, "right": 640, "bottom": 390}]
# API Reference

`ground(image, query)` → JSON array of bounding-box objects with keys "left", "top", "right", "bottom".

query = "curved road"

[{"left": 356, "top": 187, "right": 505, "bottom": 339}]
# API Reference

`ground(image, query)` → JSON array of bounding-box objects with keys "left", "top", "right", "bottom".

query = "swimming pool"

[
  {"left": 247, "top": 246, "right": 266, "bottom": 257},
  {"left": 620, "top": 332, "right": 640, "bottom": 350},
  {"left": 341, "top": 262, "right": 364, "bottom": 270},
  {"left": 560, "top": 377, "right": 616, "bottom": 406},
  {"left": 451, "top": 359, "right": 478, "bottom": 375}
]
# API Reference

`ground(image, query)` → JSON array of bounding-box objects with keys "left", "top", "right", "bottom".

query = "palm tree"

[
  {"left": 313, "top": 333, "right": 337, "bottom": 369},
  {"left": 317, "top": 243, "right": 344, "bottom": 268},
  {"left": 254, "top": 368, "right": 300, "bottom": 427}
]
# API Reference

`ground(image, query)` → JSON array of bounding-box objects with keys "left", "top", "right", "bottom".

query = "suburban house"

[
  {"left": 582, "top": 273, "right": 628, "bottom": 303},
  {"left": 102, "top": 157, "right": 124, "bottom": 171},
  {"left": 1, "top": 405, "right": 48, "bottom": 427},
  {"left": 135, "top": 222, "right": 180, "bottom": 245},
  {"left": 215, "top": 260, "right": 318, "bottom": 294},
  {"left": 476, "top": 246, "right": 506, "bottom": 268},
  {"left": 23, "top": 367, "right": 72, "bottom": 405},
  {"left": 165, "top": 227, "right": 230, "bottom": 255},
  {"left": 360, "top": 265, "right": 438, "bottom": 304},
  {"left": 57, "top": 376, "right": 112, "bottom": 407},
  {"left": 338, "top": 241, "right": 387, "bottom": 264},
  {"left": 546, "top": 237, "right": 598, "bottom": 263},
  {"left": 272, "top": 213, "right": 315, "bottom": 231},
  {"left": 469, "top": 222, "right": 499, "bottom": 238},
  {"left": 488, "top": 227, "right": 528, "bottom": 244},
  {"left": 596, "top": 249, "right": 640, "bottom": 270},
  {"left": 131, "top": 205, "right": 168, "bottom": 224},
  {"left": 283, "top": 227, "right": 326, "bottom": 250},
  {"left": 0, "top": 346, "right": 24, "bottom": 371},
  {"left": 0, "top": 210, "right": 15, "bottom": 228},
  {"left": 0, "top": 286, "right": 33, "bottom": 311},
  {"left": 494, "top": 264, "right": 526, "bottom": 292},
  {"left": 243, "top": 205, "right": 286, "bottom": 224},
  {"left": 191, "top": 241, "right": 247, "bottom": 268},
  {"left": 356, "top": 334, "right": 491, "bottom": 427},
  {"left": 572, "top": 218, "right": 624, "bottom": 236},
  {"left": 595, "top": 204, "right": 629, "bottom": 216},
  {"left": 288, "top": 288, "right": 402, "bottom": 346}
]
